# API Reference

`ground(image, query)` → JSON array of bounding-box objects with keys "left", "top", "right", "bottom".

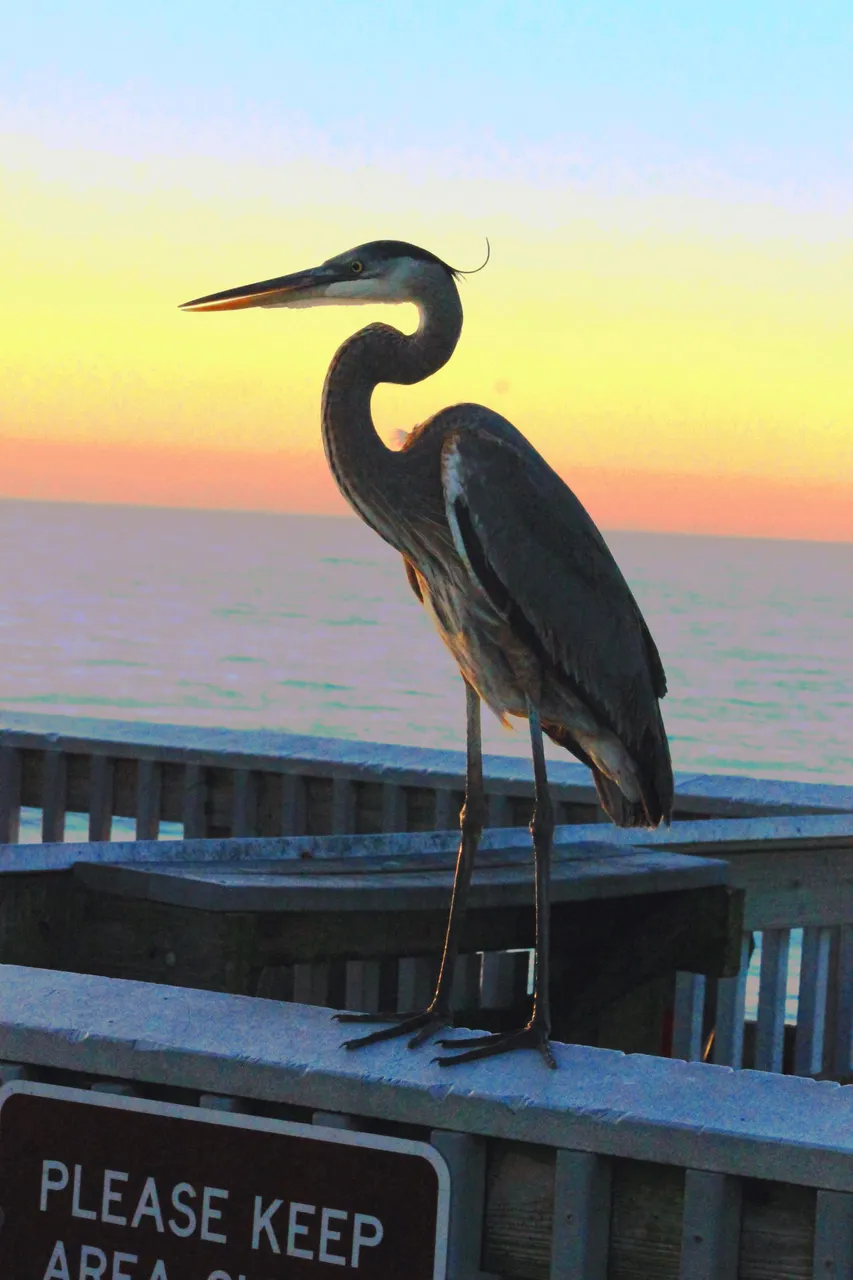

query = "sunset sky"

[{"left": 2, "top": 2, "right": 851, "bottom": 539}]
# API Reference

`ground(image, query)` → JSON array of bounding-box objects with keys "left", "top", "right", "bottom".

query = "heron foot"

[
  {"left": 336, "top": 1007, "right": 452, "bottom": 1051},
  {"left": 434, "top": 1019, "right": 556, "bottom": 1069}
]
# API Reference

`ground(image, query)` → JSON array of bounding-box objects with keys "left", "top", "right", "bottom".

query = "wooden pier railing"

[
  {"left": 1, "top": 711, "right": 850, "bottom": 845},
  {"left": 3, "top": 965, "right": 853, "bottom": 1280},
  {"left": 2, "top": 711, "right": 852, "bottom": 1084}
]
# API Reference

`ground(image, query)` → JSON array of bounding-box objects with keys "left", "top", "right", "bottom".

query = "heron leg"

[
  {"left": 435, "top": 697, "right": 556, "bottom": 1069},
  {"left": 337, "top": 679, "right": 485, "bottom": 1051}
]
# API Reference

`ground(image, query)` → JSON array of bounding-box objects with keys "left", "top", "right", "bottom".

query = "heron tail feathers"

[
  {"left": 590, "top": 767, "right": 655, "bottom": 829},
  {"left": 542, "top": 719, "right": 671, "bottom": 830}
]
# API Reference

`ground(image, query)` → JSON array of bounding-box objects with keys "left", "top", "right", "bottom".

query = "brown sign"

[{"left": 0, "top": 1081, "right": 449, "bottom": 1280}]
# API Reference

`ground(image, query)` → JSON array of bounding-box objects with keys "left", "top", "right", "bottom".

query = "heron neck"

[{"left": 320, "top": 272, "right": 463, "bottom": 548}]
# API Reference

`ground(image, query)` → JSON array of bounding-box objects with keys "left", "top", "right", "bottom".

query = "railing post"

[
  {"left": 679, "top": 1170, "right": 741, "bottom": 1279},
  {"left": 755, "top": 929, "right": 790, "bottom": 1073},
  {"left": 344, "top": 960, "right": 381, "bottom": 1012},
  {"left": 795, "top": 926, "right": 832, "bottom": 1077},
  {"left": 280, "top": 773, "right": 306, "bottom": 835},
  {"left": 183, "top": 763, "right": 207, "bottom": 838},
  {"left": 330, "top": 777, "right": 355, "bottom": 834},
  {"left": 381, "top": 782, "right": 407, "bottom": 833},
  {"left": 832, "top": 926, "right": 853, "bottom": 1078},
  {"left": 713, "top": 933, "right": 750, "bottom": 1068},
  {"left": 231, "top": 769, "right": 258, "bottom": 837},
  {"left": 430, "top": 1131, "right": 491, "bottom": 1280},
  {"left": 88, "top": 754, "right": 114, "bottom": 841},
  {"left": 814, "top": 1189, "right": 853, "bottom": 1279},
  {"left": 550, "top": 1150, "right": 612, "bottom": 1280},
  {"left": 135, "top": 759, "right": 162, "bottom": 840},
  {"left": 0, "top": 744, "right": 22, "bottom": 843},
  {"left": 434, "top": 789, "right": 457, "bottom": 831},
  {"left": 672, "top": 973, "right": 706, "bottom": 1061},
  {"left": 42, "top": 749, "right": 67, "bottom": 842}
]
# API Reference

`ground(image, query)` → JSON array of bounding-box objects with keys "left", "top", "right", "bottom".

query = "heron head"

[{"left": 180, "top": 241, "right": 462, "bottom": 313}]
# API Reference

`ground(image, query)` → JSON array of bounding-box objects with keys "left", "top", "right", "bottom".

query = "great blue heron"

[{"left": 182, "top": 240, "right": 673, "bottom": 1067}]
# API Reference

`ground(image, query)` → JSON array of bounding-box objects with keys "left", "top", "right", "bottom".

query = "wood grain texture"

[
  {"left": 738, "top": 1180, "right": 815, "bottom": 1280},
  {"left": 608, "top": 1160, "right": 685, "bottom": 1280},
  {"left": 483, "top": 1141, "right": 555, "bottom": 1280}
]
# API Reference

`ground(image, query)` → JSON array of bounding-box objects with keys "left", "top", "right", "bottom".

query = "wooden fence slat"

[
  {"left": 430, "top": 1131, "right": 491, "bottom": 1280},
  {"left": 672, "top": 973, "right": 706, "bottom": 1061},
  {"left": 397, "top": 957, "right": 436, "bottom": 1012},
  {"left": 0, "top": 745, "right": 22, "bottom": 843},
  {"left": 135, "top": 759, "right": 162, "bottom": 840},
  {"left": 487, "top": 793, "right": 512, "bottom": 829},
  {"left": 813, "top": 1189, "right": 853, "bottom": 1279},
  {"left": 344, "top": 960, "right": 381, "bottom": 1013},
  {"left": 182, "top": 763, "right": 207, "bottom": 838},
  {"left": 480, "top": 951, "right": 527, "bottom": 1010},
  {"left": 330, "top": 777, "right": 355, "bottom": 835},
  {"left": 796, "top": 926, "right": 832, "bottom": 1077},
  {"left": 280, "top": 773, "right": 306, "bottom": 836},
  {"left": 451, "top": 953, "right": 483, "bottom": 1012},
  {"left": 381, "top": 782, "right": 407, "bottom": 833},
  {"left": 756, "top": 928, "right": 791, "bottom": 1073},
  {"left": 679, "top": 1169, "right": 741, "bottom": 1279},
  {"left": 231, "top": 769, "right": 258, "bottom": 837},
  {"left": 42, "top": 750, "right": 67, "bottom": 843},
  {"left": 293, "top": 964, "right": 329, "bottom": 1007},
  {"left": 88, "top": 755, "right": 114, "bottom": 842},
  {"left": 433, "top": 789, "right": 457, "bottom": 831},
  {"left": 550, "top": 1149, "right": 612, "bottom": 1280},
  {"left": 713, "top": 933, "right": 750, "bottom": 1068},
  {"left": 833, "top": 926, "right": 853, "bottom": 1078}
]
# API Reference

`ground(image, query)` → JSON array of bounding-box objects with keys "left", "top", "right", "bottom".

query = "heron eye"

[{"left": 351, "top": 260, "right": 364, "bottom": 274}]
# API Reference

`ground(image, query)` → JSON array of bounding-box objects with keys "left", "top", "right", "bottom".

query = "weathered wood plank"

[
  {"left": 738, "top": 1180, "right": 814, "bottom": 1280},
  {"left": 484, "top": 1142, "right": 555, "bottom": 1280},
  {"left": 608, "top": 1159, "right": 685, "bottom": 1280}
]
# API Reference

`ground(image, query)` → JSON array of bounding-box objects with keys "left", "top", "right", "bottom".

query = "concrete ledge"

[{"left": 1, "top": 965, "right": 853, "bottom": 1189}]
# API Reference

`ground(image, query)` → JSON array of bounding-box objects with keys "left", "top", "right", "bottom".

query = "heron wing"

[{"left": 441, "top": 427, "right": 667, "bottom": 754}]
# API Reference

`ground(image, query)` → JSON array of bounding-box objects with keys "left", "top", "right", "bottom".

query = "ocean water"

[{"left": 0, "top": 499, "right": 849, "bottom": 784}]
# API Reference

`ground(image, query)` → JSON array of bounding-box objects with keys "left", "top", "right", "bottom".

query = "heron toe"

[
  {"left": 336, "top": 1007, "right": 452, "bottom": 1051},
  {"left": 434, "top": 1019, "right": 556, "bottom": 1068}
]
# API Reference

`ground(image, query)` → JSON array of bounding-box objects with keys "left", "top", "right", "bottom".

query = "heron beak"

[{"left": 180, "top": 266, "right": 330, "bottom": 312}]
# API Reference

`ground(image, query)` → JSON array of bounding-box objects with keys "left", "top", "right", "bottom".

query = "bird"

[{"left": 181, "top": 239, "right": 673, "bottom": 1067}]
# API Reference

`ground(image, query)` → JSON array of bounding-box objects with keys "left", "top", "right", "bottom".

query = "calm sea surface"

[{"left": 0, "top": 499, "right": 850, "bottom": 785}]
